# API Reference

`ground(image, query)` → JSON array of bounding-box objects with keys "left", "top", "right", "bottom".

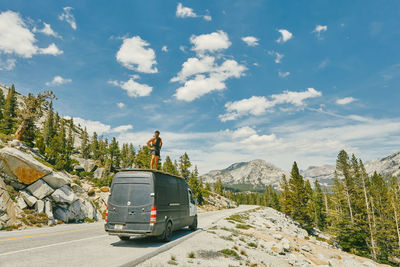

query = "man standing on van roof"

[{"left": 146, "top": 130, "right": 162, "bottom": 169}]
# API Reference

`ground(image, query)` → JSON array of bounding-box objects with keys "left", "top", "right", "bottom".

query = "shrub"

[
  {"left": 188, "top": 251, "right": 195, "bottom": 258},
  {"left": 34, "top": 156, "right": 54, "bottom": 168},
  {"left": 218, "top": 249, "right": 241, "bottom": 260},
  {"left": 240, "top": 249, "right": 248, "bottom": 257},
  {"left": 247, "top": 242, "right": 257, "bottom": 248},
  {"left": 236, "top": 224, "right": 251, "bottom": 230}
]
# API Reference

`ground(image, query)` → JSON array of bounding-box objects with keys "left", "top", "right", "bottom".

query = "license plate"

[{"left": 114, "top": 224, "right": 123, "bottom": 230}]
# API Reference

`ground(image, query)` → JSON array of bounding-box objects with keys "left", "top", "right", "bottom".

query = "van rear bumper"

[{"left": 104, "top": 222, "right": 164, "bottom": 236}]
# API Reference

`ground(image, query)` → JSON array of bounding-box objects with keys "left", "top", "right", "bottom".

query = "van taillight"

[
  {"left": 105, "top": 205, "right": 108, "bottom": 222},
  {"left": 150, "top": 206, "right": 156, "bottom": 224}
]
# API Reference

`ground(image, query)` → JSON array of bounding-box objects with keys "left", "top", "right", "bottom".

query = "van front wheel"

[
  {"left": 160, "top": 221, "right": 173, "bottom": 242},
  {"left": 189, "top": 216, "right": 197, "bottom": 230},
  {"left": 118, "top": 236, "right": 130, "bottom": 241}
]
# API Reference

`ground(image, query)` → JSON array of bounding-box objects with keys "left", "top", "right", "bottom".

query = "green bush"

[{"left": 218, "top": 249, "right": 241, "bottom": 260}]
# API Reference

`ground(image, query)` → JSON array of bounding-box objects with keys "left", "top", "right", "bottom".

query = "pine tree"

[
  {"left": 1, "top": 84, "right": 18, "bottom": 135},
  {"left": 280, "top": 174, "right": 291, "bottom": 214},
  {"left": 43, "top": 101, "right": 54, "bottom": 145},
  {"left": 109, "top": 137, "right": 120, "bottom": 170},
  {"left": 80, "top": 127, "right": 90, "bottom": 159},
  {"left": 135, "top": 146, "right": 152, "bottom": 169},
  {"left": 214, "top": 178, "right": 223, "bottom": 195},
  {"left": 162, "top": 156, "right": 178, "bottom": 174},
  {"left": 90, "top": 132, "right": 100, "bottom": 160},
  {"left": 0, "top": 89, "right": 5, "bottom": 123},
  {"left": 188, "top": 166, "right": 203, "bottom": 204},
  {"left": 179, "top": 152, "right": 191, "bottom": 180},
  {"left": 313, "top": 180, "right": 326, "bottom": 230}
]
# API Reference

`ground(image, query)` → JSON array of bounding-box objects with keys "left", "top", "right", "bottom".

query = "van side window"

[{"left": 188, "top": 190, "right": 195, "bottom": 204}]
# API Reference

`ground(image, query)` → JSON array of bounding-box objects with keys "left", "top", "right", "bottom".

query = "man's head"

[{"left": 154, "top": 130, "right": 160, "bottom": 138}]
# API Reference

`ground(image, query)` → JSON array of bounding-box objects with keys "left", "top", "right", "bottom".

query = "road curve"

[{"left": 0, "top": 205, "right": 257, "bottom": 267}]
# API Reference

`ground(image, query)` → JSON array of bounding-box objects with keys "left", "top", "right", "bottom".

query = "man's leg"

[
  {"left": 150, "top": 155, "right": 155, "bottom": 169},
  {"left": 154, "top": 155, "right": 159, "bottom": 169}
]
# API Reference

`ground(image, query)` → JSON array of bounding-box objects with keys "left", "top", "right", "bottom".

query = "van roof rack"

[{"left": 116, "top": 168, "right": 186, "bottom": 180}]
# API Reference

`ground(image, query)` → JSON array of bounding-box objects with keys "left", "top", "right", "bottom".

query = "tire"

[
  {"left": 189, "top": 216, "right": 197, "bottom": 231},
  {"left": 118, "top": 236, "right": 130, "bottom": 241},
  {"left": 159, "top": 221, "right": 173, "bottom": 242}
]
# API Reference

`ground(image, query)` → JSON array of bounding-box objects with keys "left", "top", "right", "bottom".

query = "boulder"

[
  {"left": 94, "top": 167, "right": 105, "bottom": 178},
  {"left": 73, "top": 165, "right": 85, "bottom": 172},
  {"left": 44, "top": 200, "right": 53, "bottom": 220},
  {"left": 0, "top": 147, "right": 52, "bottom": 185},
  {"left": 70, "top": 183, "right": 85, "bottom": 195},
  {"left": 20, "top": 190, "right": 37, "bottom": 207},
  {"left": 51, "top": 185, "right": 77, "bottom": 204},
  {"left": 8, "top": 140, "right": 21, "bottom": 148},
  {"left": 71, "top": 156, "right": 98, "bottom": 172},
  {"left": 42, "top": 171, "right": 71, "bottom": 189},
  {"left": 16, "top": 197, "right": 27, "bottom": 210},
  {"left": 54, "top": 198, "right": 97, "bottom": 222},
  {"left": 26, "top": 179, "right": 54, "bottom": 199},
  {"left": 100, "top": 186, "right": 109, "bottom": 192},
  {"left": 35, "top": 200, "right": 45, "bottom": 213},
  {"left": 0, "top": 176, "right": 18, "bottom": 225}
]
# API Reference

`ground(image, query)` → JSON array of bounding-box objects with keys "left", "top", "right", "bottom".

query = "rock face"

[
  {"left": 0, "top": 176, "right": 18, "bottom": 228},
  {"left": 365, "top": 151, "right": 400, "bottom": 177},
  {"left": 0, "top": 147, "right": 52, "bottom": 186},
  {"left": 71, "top": 156, "right": 98, "bottom": 172},
  {"left": 301, "top": 164, "right": 336, "bottom": 187},
  {"left": 26, "top": 179, "right": 54, "bottom": 199},
  {"left": 201, "top": 159, "right": 287, "bottom": 189},
  {"left": 202, "top": 191, "right": 237, "bottom": 209},
  {"left": 51, "top": 185, "right": 78, "bottom": 204},
  {"left": 42, "top": 171, "right": 71, "bottom": 189},
  {"left": 20, "top": 191, "right": 37, "bottom": 207},
  {"left": 54, "top": 198, "right": 97, "bottom": 222}
]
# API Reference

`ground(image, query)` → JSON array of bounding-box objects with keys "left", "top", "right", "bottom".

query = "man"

[{"left": 146, "top": 130, "right": 162, "bottom": 169}]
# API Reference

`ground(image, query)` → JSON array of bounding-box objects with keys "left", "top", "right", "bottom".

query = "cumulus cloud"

[
  {"left": 172, "top": 57, "right": 246, "bottom": 101},
  {"left": 117, "top": 102, "right": 125, "bottom": 109},
  {"left": 313, "top": 25, "right": 327, "bottom": 39},
  {"left": 220, "top": 88, "right": 322, "bottom": 121},
  {"left": 278, "top": 71, "right": 290, "bottom": 78},
  {"left": 58, "top": 7, "right": 77, "bottom": 30},
  {"left": 0, "top": 11, "right": 63, "bottom": 60},
  {"left": 276, "top": 29, "right": 293, "bottom": 43},
  {"left": 190, "top": 30, "right": 231, "bottom": 54},
  {"left": 109, "top": 76, "right": 152, "bottom": 98},
  {"left": 0, "top": 58, "right": 16, "bottom": 71},
  {"left": 161, "top": 45, "right": 168, "bottom": 52},
  {"left": 336, "top": 97, "right": 356, "bottom": 105},
  {"left": 268, "top": 51, "right": 284, "bottom": 63},
  {"left": 241, "top": 36, "right": 259, "bottom": 46},
  {"left": 39, "top": 43, "right": 63, "bottom": 55},
  {"left": 203, "top": 15, "right": 212, "bottom": 21},
  {"left": 116, "top": 36, "right": 157, "bottom": 73},
  {"left": 112, "top": 124, "right": 133, "bottom": 133},
  {"left": 45, "top": 76, "right": 71, "bottom": 86},
  {"left": 176, "top": 3, "right": 197, "bottom": 18},
  {"left": 34, "top": 23, "right": 59, "bottom": 38}
]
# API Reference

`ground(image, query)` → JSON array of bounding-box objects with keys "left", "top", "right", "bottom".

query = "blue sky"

[{"left": 0, "top": 0, "right": 399, "bottom": 173}]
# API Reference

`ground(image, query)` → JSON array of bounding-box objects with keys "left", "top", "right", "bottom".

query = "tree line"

[{"left": 216, "top": 150, "right": 400, "bottom": 265}]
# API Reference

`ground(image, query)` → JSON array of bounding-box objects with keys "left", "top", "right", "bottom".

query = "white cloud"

[
  {"left": 0, "top": 11, "right": 63, "bottom": 60},
  {"left": 278, "top": 71, "right": 290, "bottom": 78},
  {"left": 39, "top": 43, "right": 63, "bottom": 55},
  {"left": 241, "top": 36, "right": 259, "bottom": 46},
  {"left": 268, "top": 51, "right": 284, "bottom": 63},
  {"left": 0, "top": 58, "right": 16, "bottom": 71},
  {"left": 58, "top": 7, "right": 77, "bottom": 30},
  {"left": 313, "top": 25, "right": 327, "bottom": 38},
  {"left": 45, "top": 75, "right": 71, "bottom": 86},
  {"left": 116, "top": 36, "right": 157, "bottom": 73},
  {"left": 231, "top": 126, "right": 257, "bottom": 139},
  {"left": 176, "top": 3, "right": 197, "bottom": 18},
  {"left": 203, "top": 15, "right": 212, "bottom": 21},
  {"left": 161, "top": 45, "right": 168, "bottom": 52},
  {"left": 179, "top": 46, "right": 186, "bottom": 52},
  {"left": 190, "top": 30, "right": 231, "bottom": 54},
  {"left": 117, "top": 102, "right": 125, "bottom": 109},
  {"left": 34, "top": 23, "right": 59, "bottom": 38},
  {"left": 64, "top": 116, "right": 111, "bottom": 136},
  {"left": 276, "top": 29, "right": 293, "bottom": 43},
  {"left": 220, "top": 88, "right": 322, "bottom": 121},
  {"left": 109, "top": 76, "right": 152, "bottom": 97},
  {"left": 336, "top": 97, "right": 356, "bottom": 105},
  {"left": 112, "top": 124, "right": 133, "bottom": 133},
  {"left": 172, "top": 57, "right": 246, "bottom": 101}
]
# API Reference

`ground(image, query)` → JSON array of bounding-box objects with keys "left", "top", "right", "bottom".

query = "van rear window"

[{"left": 110, "top": 183, "right": 151, "bottom": 206}]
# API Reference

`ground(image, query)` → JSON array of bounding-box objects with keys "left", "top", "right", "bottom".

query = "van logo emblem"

[{"left": 127, "top": 201, "right": 131, "bottom": 206}]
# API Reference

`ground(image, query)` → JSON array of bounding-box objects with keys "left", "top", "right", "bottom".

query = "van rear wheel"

[
  {"left": 159, "top": 221, "right": 173, "bottom": 242},
  {"left": 118, "top": 236, "right": 130, "bottom": 241},
  {"left": 189, "top": 216, "right": 197, "bottom": 230}
]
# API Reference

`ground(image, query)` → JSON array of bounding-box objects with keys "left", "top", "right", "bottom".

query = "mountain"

[
  {"left": 201, "top": 159, "right": 287, "bottom": 190},
  {"left": 365, "top": 151, "right": 400, "bottom": 177},
  {"left": 301, "top": 164, "right": 336, "bottom": 186}
]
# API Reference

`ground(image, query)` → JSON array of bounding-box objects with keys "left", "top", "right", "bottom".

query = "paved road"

[{"left": 0, "top": 205, "right": 256, "bottom": 267}]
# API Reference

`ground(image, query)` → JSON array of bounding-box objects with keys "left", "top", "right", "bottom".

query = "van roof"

[{"left": 116, "top": 168, "right": 186, "bottom": 180}]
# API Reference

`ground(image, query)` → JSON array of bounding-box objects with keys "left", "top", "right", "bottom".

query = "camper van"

[{"left": 105, "top": 169, "right": 198, "bottom": 242}]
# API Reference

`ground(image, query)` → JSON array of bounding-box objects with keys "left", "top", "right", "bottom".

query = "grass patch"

[
  {"left": 240, "top": 249, "right": 248, "bottom": 257},
  {"left": 73, "top": 178, "right": 82, "bottom": 187},
  {"left": 233, "top": 245, "right": 239, "bottom": 251},
  {"left": 207, "top": 230, "right": 216, "bottom": 234},
  {"left": 34, "top": 156, "right": 54, "bottom": 168},
  {"left": 188, "top": 251, "right": 195, "bottom": 258},
  {"left": 226, "top": 214, "right": 247, "bottom": 224},
  {"left": 6, "top": 185, "right": 17, "bottom": 201},
  {"left": 84, "top": 218, "right": 96, "bottom": 223},
  {"left": 170, "top": 255, "right": 176, "bottom": 261},
  {"left": 220, "top": 235, "right": 234, "bottom": 241},
  {"left": 247, "top": 242, "right": 257, "bottom": 248},
  {"left": 167, "top": 260, "right": 178, "bottom": 265},
  {"left": 21, "top": 209, "right": 48, "bottom": 226},
  {"left": 0, "top": 133, "right": 13, "bottom": 143},
  {"left": 236, "top": 224, "right": 252, "bottom": 230},
  {"left": 218, "top": 249, "right": 241, "bottom": 260},
  {"left": 1, "top": 224, "right": 21, "bottom": 231}
]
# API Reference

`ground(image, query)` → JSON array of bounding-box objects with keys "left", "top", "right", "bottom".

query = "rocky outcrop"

[
  {"left": 71, "top": 156, "right": 98, "bottom": 172},
  {"left": 202, "top": 191, "right": 238, "bottom": 210},
  {"left": 0, "top": 176, "right": 19, "bottom": 228},
  {"left": 0, "top": 147, "right": 52, "bottom": 187},
  {"left": 26, "top": 179, "right": 54, "bottom": 199},
  {"left": 54, "top": 198, "right": 97, "bottom": 222},
  {"left": 42, "top": 171, "right": 71, "bottom": 189}
]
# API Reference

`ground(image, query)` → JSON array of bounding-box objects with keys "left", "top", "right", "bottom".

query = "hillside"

[{"left": 201, "top": 159, "right": 288, "bottom": 190}]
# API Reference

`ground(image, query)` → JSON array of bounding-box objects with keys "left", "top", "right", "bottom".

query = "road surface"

[{"left": 0, "top": 205, "right": 256, "bottom": 267}]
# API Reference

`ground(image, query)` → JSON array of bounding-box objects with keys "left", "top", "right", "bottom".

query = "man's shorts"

[{"left": 152, "top": 150, "right": 160, "bottom": 156}]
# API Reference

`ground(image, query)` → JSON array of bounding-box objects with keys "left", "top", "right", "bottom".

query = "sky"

[{"left": 0, "top": 0, "right": 399, "bottom": 174}]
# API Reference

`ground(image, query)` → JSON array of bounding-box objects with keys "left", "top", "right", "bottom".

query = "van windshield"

[{"left": 110, "top": 183, "right": 151, "bottom": 206}]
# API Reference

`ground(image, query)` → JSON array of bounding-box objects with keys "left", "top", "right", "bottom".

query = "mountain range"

[{"left": 201, "top": 151, "right": 400, "bottom": 190}]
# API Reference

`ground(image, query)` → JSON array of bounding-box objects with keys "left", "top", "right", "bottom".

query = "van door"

[
  {"left": 107, "top": 183, "right": 130, "bottom": 223},
  {"left": 125, "top": 183, "right": 152, "bottom": 226},
  {"left": 188, "top": 189, "right": 197, "bottom": 217}
]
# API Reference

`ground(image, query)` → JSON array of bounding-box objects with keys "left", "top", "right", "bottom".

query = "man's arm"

[
  {"left": 146, "top": 138, "right": 155, "bottom": 149},
  {"left": 160, "top": 138, "right": 163, "bottom": 149}
]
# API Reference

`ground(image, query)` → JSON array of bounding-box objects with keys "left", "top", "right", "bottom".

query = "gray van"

[{"left": 105, "top": 169, "right": 198, "bottom": 242}]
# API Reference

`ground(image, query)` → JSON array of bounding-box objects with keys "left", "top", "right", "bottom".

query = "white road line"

[{"left": 0, "top": 234, "right": 108, "bottom": 257}]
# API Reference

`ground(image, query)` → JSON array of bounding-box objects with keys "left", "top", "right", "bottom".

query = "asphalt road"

[{"left": 0, "top": 205, "right": 256, "bottom": 267}]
